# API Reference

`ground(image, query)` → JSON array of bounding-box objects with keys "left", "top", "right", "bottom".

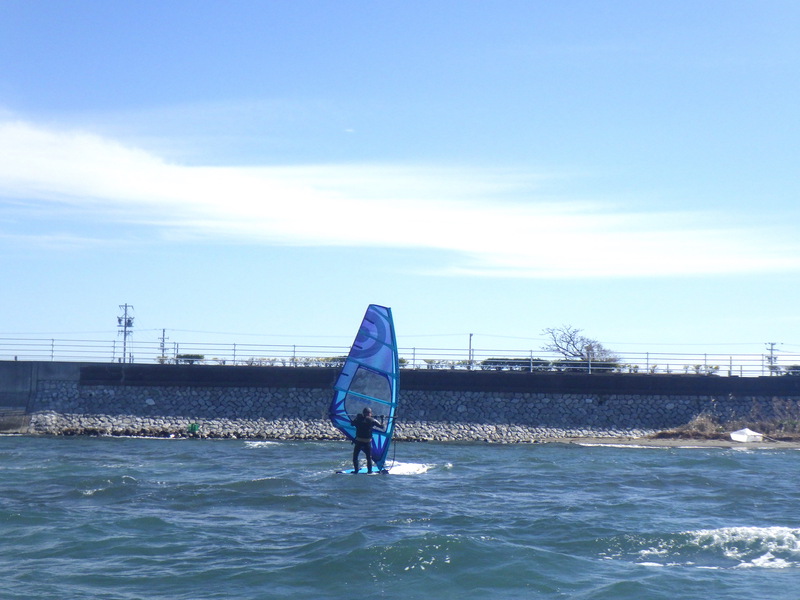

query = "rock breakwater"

[
  {"left": 28, "top": 410, "right": 654, "bottom": 442},
  {"left": 23, "top": 378, "right": 738, "bottom": 442},
  {"left": 6, "top": 361, "right": 800, "bottom": 441}
]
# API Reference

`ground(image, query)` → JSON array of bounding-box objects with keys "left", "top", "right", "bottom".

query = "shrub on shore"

[{"left": 651, "top": 398, "right": 800, "bottom": 441}]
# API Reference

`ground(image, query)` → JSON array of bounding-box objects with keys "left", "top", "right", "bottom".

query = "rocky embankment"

[
  {"left": 21, "top": 376, "right": 788, "bottom": 443},
  {"left": 28, "top": 410, "right": 654, "bottom": 442},
  {"left": 6, "top": 361, "right": 799, "bottom": 445}
]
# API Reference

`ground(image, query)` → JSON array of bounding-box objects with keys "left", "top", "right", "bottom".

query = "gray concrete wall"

[
  {"left": 0, "top": 361, "right": 85, "bottom": 409},
  {"left": 0, "top": 361, "right": 35, "bottom": 409}
]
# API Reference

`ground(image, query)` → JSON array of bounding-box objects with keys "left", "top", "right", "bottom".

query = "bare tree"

[{"left": 542, "top": 326, "right": 619, "bottom": 363}]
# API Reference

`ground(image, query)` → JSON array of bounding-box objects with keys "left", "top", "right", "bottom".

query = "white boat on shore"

[{"left": 730, "top": 428, "right": 763, "bottom": 443}]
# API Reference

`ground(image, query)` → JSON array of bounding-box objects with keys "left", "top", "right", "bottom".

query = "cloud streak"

[{"left": 1, "top": 119, "right": 798, "bottom": 278}]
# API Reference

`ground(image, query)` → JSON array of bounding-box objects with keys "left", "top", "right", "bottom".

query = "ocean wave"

[{"left": 604, "top": 526, "right": 800, "bottom": 569}]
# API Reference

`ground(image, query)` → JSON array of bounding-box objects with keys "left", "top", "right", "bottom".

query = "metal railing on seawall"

[{"left": 1, "top": 336, "right": 799, "bottom": 378}]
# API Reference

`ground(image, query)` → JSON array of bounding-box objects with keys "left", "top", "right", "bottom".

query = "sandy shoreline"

[{"left": 553, "top": 436, "right": 800, "bottom": 449}]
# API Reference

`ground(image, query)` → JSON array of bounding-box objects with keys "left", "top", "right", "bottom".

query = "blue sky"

[{"left": 1, "top": 1, "right": 799, "bottom": 362}]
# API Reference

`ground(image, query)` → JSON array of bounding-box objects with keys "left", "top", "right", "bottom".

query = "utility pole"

[
  {"left": 117, "top": 304, "right": 134, "bottom": 363},
  {"left": 766, "top": 342, "right": 778, "bottom": 376},
  {"left": 159, "top": 328, "right": 169, "bottom": 364}
]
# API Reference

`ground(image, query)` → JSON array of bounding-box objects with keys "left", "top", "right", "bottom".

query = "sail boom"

[{"left": 334, "top": 390, "right": 394, "bottom": 406}]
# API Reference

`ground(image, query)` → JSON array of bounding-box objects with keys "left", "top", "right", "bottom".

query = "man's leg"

[{"left": 353, "top": 443, "right": 361, "bottom": 472}]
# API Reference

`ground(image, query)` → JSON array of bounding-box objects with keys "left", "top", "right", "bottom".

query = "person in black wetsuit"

[{"left": 352, "top": 407, "right": 384, "bottom": 473}]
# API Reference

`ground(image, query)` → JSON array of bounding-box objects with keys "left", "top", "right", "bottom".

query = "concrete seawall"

[{"left": 2, "top": 361, "right": 800, "bottom": 441}]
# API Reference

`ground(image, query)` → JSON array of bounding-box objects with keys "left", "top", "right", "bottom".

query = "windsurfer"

[{"left": 352, "top": 407, "right": 384, "bottom": 473}]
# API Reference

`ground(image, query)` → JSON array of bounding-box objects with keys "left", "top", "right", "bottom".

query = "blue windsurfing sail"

[{"left": 329, "top": 305, "right": 399, "bottom": 471}]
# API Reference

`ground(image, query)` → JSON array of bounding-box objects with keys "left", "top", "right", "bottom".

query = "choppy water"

[{"left": 2, "top": 436, "right": 800, "bottom": 599}]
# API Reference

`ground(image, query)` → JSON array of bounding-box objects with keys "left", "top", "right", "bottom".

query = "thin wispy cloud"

[{"left": 1, "top": 119, "right": 798, "bottom": 278}]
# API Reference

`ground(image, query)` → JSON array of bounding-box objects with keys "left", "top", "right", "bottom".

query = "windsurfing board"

[{"left": 336, "top": 467, "right": 390, "bottom": 475}]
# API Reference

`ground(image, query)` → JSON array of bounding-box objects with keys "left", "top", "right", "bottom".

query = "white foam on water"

[
  {"left": 576, "top": 442, "right": 721, "bottom": 450},
  {"left": 577, "top": 443, "right": 665, "bottom": 450},
  {"left": 689, "top": 526, "right": 800, "bottom": 569},
  {"left": 385, "top": 461, "right": 430, "bottom": 475},
  {"left": 609, "top": 526, "right": 800, "bottom": 570},
  {"left": 243, "top": 440, "right": 280, "bottom": 448}
]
